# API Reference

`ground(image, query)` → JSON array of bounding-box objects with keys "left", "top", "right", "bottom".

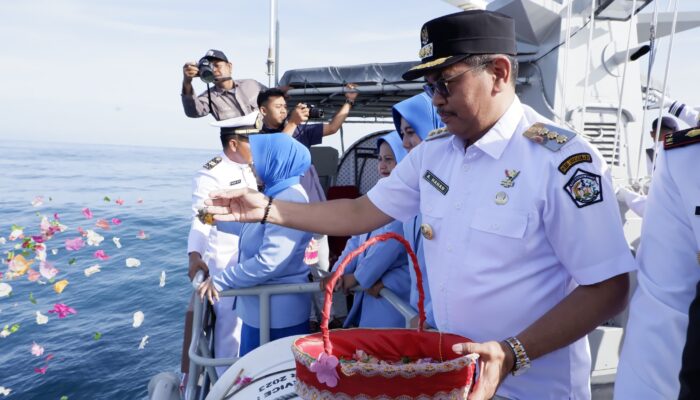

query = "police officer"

[
  {"left": 181, "top": 49, "right": 266, "bottom": 120},
  {"left": 615, "top": 127, "right": 700, "bottom": 399},
  {"left": 205, "top": 10, "right": 635, "bottom": 400},
  {"left": 185, "top": 112, "right": 259, "bottom": 375}
]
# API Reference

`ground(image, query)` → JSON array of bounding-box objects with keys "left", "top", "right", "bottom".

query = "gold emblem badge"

[
  {"left": 556, "top": 134, "right": 568, "bottom": 144},
  {"left": 686, "top": 129, "right": 700, "bottom": 138},
  {"left": 495, "top": 191, "right": 509, "bottom": 205},
  {"left": 421, "top": 26, "right": 429, "bottom": 45},
  {"left": 547, "top": 131, "right": 558, "bottom": 140},
  {"left": 418, "top": 43, "right": 433, "bottom": 59},
  {"left": 420, "top": 223, "right": 434, "bottom": 240}
]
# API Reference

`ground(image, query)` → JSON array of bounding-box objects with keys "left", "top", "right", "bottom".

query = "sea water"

[{"left": 0, "top": 140, "right": 218, "bottom": 399}]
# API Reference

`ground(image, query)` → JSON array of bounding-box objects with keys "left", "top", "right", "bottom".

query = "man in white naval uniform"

[
  {"left": 615, "top": 127, "right": 700, "bottom": 399},
  {"left": 186, "top": 113, "right": 259, "bottom": 375},
  {"left": 203, "top": 11, "right": 636, "bottom": 400}
]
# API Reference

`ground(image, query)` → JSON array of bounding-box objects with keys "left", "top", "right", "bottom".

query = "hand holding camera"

[
  {"left": 289, "top": 103, "right": 311, "bottom": 125},
  {"left": 183, "top": 62, "right": 199, "bottom": 82}
]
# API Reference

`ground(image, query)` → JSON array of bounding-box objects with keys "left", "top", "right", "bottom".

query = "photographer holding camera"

[
  {"left": 257, "top": 83, "right": 358, "bottom": 144},
  {"left": 181, "top": 49, "right": 266, "bottom": 121}
]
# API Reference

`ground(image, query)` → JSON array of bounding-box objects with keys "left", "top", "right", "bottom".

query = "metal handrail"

[{"left": 186, "top": 270, "right": 417, "bottom": 399}]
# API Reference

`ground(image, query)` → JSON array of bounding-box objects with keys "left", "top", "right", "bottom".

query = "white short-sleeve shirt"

[
  {"left": 615, "top": 142, "right": 700, "bottom": 399},
  {"left": 187, "top": 153, "right": 257, "bottom": 273},
  {"left": 368, "top": 97, "right": 636, "bottom": 400}
]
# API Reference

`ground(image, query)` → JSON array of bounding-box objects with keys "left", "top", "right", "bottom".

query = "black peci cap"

[
  {"left": 403, "top": 10, "right": 516, "bottom": 81},
  {"left": 203, "top": 49, "right": 228, "bottom": 62}
]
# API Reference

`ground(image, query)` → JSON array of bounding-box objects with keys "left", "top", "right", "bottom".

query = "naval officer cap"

[
  {"left": 402, "top": 10, "right": 517, "bottom": 81},
  {"left": 211, "top": 111, "right": 264, "bottom": 136}
]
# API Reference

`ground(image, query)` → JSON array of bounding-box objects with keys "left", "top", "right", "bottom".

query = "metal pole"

[
  {"left": 610, "top": 0, "right": 637, "bottom": 177},
  {"left": 580, "top": 0, "right": 597, "bottom": 132},
  {"left": 259, "top": 293, "right": 271, "bottom": 346},
  {"left": 560, "top": 0, "right": 574, "bottom": 122},
  {"left": 266, "top": 0, "right": 276, "bottom": 88},
  {"left": 275, "top": 2, "right": 280, "bottom": 87},
  {"left": 650, "top": 0, "right": 681, "bottom": 175}
]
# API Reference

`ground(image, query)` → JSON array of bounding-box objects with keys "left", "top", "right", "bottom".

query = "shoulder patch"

[
  {"left": 664, "top": 128, "right": 700, "bottom": 150},
  {"left": 523, "top": 122, "right": 577, "bottom": 152},
  {"left": 558, "top": 152, "right": 592, "bottom": 175},
  {"left": 563, "top": 168, "right": 603, "bottom": 208},
  {"left": 203, "top": 156, "right": 222, "bottom": 170},
  {"left": 425, "top": 127, "right": 452, "bottom": 141}
]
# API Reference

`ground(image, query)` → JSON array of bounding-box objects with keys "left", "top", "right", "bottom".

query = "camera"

[
  {"left": 197, "top": 57, "right": 216, "bottom": 84},
  {"left": 307, "top": 105, "right": 325, "bottom": 119}
]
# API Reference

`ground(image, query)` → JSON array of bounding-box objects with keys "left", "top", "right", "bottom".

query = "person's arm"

[
  {"left": 282, "top": 103, "right": 309, "bottom": 136},
  {"left": 213, "top": 222, "right": 310, "bottom": 289},
  {"left": 353, "top": 222, "right": 406, "bottom": 290},
  {"left": 322, "top": 83, "right": 358, "bottom": 136},
  {"left": 455, "top": 274, "right": 629, "bottom": 399},
  {"left": 205, "top": 140, "right": 424, "bottom": 235},
  {"left": 181, "top": 62, "right": 211, "bottom": 118},
  {"left": 207, "top": 192, "right": 392, "bottom": 236}
]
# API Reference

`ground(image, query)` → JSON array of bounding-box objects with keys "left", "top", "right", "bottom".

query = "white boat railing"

[{"left": 186, "top": 270, "right": 417, "bottom": 400}]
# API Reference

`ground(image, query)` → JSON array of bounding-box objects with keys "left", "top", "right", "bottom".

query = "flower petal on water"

[
  {"left": 125, "top": 258, "right": 141, "bottom": 268},
  {"left": 132, "top": 311, "right": 144, "bottom": 328},
  {"left": 53, "top": 280, "right": 69, "bottom": 294},
  {"left": 84, "top": 265, "right": 101, "bottom": 277}
]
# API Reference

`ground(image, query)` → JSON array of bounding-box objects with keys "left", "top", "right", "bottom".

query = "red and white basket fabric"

[{"left": 292, "top": 232, "right": 479, "bottom": 399}]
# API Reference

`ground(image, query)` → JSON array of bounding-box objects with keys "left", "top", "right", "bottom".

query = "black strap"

[{"left": 205, "top": 83, "right": 217, "bottom": 120}]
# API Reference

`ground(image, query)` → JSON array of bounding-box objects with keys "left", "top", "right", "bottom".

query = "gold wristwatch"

[{"left": 504, "top": 336, "right": 531, "bottom": 376}]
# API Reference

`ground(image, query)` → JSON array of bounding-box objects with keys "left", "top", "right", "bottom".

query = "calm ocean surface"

[{"left": 0, "top": 140, "right": 218, "bottom": 399}]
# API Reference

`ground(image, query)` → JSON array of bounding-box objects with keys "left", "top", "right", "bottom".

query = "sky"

[{"left": 1, "top": 0, "right": 698, "bottom": 151}]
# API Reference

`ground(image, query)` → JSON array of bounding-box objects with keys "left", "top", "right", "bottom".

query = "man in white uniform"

[
  {"left": 186, "top": 113, "right": 259, "bottom": 375},
  {"left": 615, "top": 127, "right": 700, "bottom": 399},
  {"left": 204, "top": 11, "right": 635, "bottom": 399}
]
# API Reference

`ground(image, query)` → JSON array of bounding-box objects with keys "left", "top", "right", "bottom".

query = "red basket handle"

[{"left": 321, "top": 232, "right": 426, "bottom": 355}]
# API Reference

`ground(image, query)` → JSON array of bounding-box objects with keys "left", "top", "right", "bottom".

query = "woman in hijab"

[
  {"left": 391, "top": 93, "right": 444, "bottom": 328},
  {"left": 392, "top": 92, "right": 444, "bottom": 151},
  {"left": 322, "top": 131, "right": 411, "bottom": 328},
  {"left": 198, "top": 133, "right": 313, "bottom": 356}
]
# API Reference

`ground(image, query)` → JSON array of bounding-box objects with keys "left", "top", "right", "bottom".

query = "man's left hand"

[
  {"left": 452, "top": 341, "right": 514, "bottom": 400},
  {"left": 344, "top": 83, "right": 359, "bottom": 102}
]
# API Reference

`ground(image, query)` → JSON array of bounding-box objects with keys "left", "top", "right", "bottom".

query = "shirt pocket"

[{"left": 469, "top": 208, "right": 528, "bottom": 239}]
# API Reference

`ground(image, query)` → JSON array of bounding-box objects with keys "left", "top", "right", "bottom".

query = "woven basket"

[{"left": 293, "top": 232, "right": 478, "bottom": 399}]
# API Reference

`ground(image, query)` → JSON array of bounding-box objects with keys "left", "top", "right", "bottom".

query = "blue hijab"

[
  {"left": 392, "top": 93, "right": 444, "bottom": 140},
  {"left": 376, "top": 131, "right": 407, "bottom": 163},
  {"left": 249, "top": 133, "right": 311, "bottom": 197}
]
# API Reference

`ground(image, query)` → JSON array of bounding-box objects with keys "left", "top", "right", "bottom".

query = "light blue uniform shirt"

[
  {"left": 214, "top": 184, "right": 312, "bottom": 329},
  {"left": 333, "top": 220, "right": 410, "bottom": 328},
  {"left": 403, "top": 215, "right": 435, "bottom": 328}
]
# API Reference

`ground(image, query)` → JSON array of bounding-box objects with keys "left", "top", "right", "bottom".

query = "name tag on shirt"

[
  {"left": 230, "top": 179, "right": 242, "bottom": 186},
  {"left": 424, "top": 170, "right": 449, "bottom": 195}
]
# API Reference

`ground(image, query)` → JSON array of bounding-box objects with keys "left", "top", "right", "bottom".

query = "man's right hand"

[
  {"left": 188, "top": 252, "right": 209, "bottom": 281},
  {"left": 183, "top": 62, "right": 199, "bottom": 82},
  {"left": 205, "top": 188, "right": 268, "bottom": 223},
  {"left": 287, "top": 103, "right": 310, "bottom": 125}
]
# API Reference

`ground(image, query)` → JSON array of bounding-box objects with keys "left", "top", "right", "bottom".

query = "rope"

[
  {"left": 610, "top": 0, "right": 638, "bottom": 180},
  {"left": 634, "top": 0, "right": 661, "bottom": 180},
  {"left": 559, "top": 0, "right": 574, "bottom": 121},
  {"left": 579, "top": 0, "right": 597, "bottom": 133},
  {"left": 649, "top": 0, "right": 681, "bottom": 178}
]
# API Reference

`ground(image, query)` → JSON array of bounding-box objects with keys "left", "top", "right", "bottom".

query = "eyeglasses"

[{"left": 422, "top": 62, "right": 489, "bottom": 98}]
